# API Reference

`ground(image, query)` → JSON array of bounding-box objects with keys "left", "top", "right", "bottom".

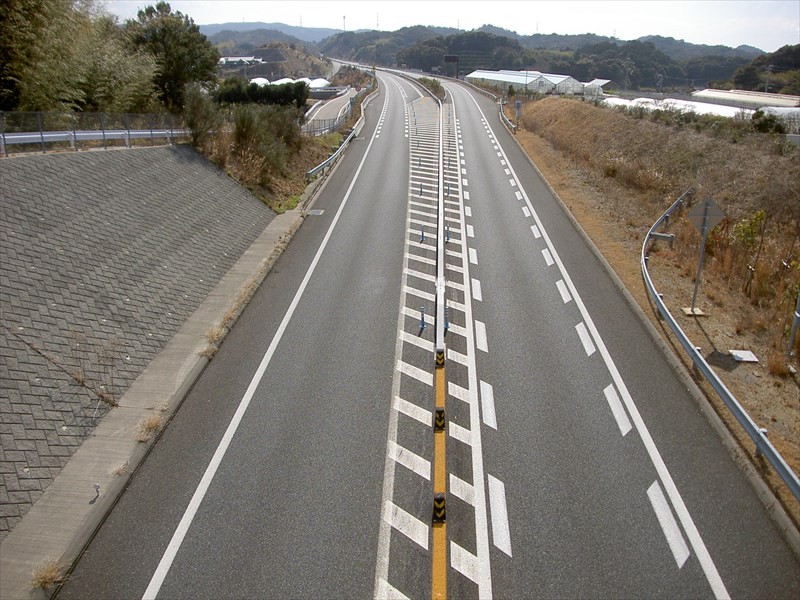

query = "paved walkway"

[{"left": 0, "top": 145, "right": 315, "bottom": 598}]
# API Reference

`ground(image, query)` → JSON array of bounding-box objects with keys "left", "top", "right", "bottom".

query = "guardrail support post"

[
  {"left": 788, "top": 291, "right": 799, "bottom": 357},
  {"left": 37, "top": 112, "right": 45, "bottom": 153},
  {"left": 755, "top": 428, "right": 768, "bottom": 457}
]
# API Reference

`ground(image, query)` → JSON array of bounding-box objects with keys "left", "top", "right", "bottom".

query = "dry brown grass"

[
  {"left": 31, "top": 559, "right": 63, "bottom": 590},
  {"left": 136, "top": 414, "right": 163, "bottom": 443},
  {"left": 507, "top": 97, "right": 800, "bottom": 525}
]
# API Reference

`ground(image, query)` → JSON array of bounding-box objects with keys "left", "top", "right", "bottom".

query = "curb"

[{"left": 498, "top": 105, "right": 800, "bottom": 558}]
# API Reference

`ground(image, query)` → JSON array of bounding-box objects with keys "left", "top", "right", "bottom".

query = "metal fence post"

[
  {"left": 100, "top": 113, "right": 107, "bottom": 149},
  {"left": 124, "top": 113, "right": 131, "bottom": 148},
  {"left": 71, "top": 112, "right": 78, "bottom": 151},
  {"left": 789, "top": 289, "right": 800, "bottom": 357},
  {"left": 0, "top": 112, "right": 6, "bottom": 157},
  {"left": 37, "top": 112, "right": 45, "bottom": 153}
]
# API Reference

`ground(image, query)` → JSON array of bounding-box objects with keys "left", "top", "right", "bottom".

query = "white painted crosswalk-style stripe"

[
  {"left": 479, "top": 380, "right": 497, "bottom": 429},
  {"left": 447, "top": 347, "right": 468, "bottom": 366},
  {"left": 407, "top": 228, "right": 437, "bottom": 240},
  {"left": 446, "top": 263, "right": 465, "bottom": 276},
  {"left": 575, "top": 322, "right": 596, "bottom": 356},
  {"left": 446, "top": 280, "right": 465, "bottom": 293},
  {"left": 603, "top": 384, "right": 633, "bottom": 436},
  {"left": 475, "top": 320, "right": 488, "bottom": 352},
  {"left": 388, "top": 440, "right": 431, "bottom": 480},
  {"left": 488, "top": 475, "right": 512, "bottom": 557},
  {"left": 375, "top": 578, "right": 411, "bottom": 600},
  {"left": 515, "top": 191, "right": 523, "bottom": 200},
  {"left": 403, "top": 285, "right": 435, "bottom": 303},
  {"left": 383, "top": 501, "right": 429, "bottom": 550},
  {"left": 400, "top": 330, "right": 434, "bottom": 352},
  {"left": 463, "top": 191, "right": 470, "bottom": 201},
  {"left": 522, "top": 206, "right": 531, "bottom": 218},
  {"left": 647, "top": 480, "right": 691, "bottom": 568},
  {"left": 464, "top": 205, "right": 472, "bottom": 216},
  {"left": 449, "top": 473, "right": 476, "bottom": 506},
  {"left": 394, "top": 395, "right": 432, "bottom": 426},
  {"left": 404, "top": 267, "right": 436, "bottom": 283},
  {"left": 408, "top": 253, "right": 436, "bottom": 267},
  {"left": 531, "top": 225, "right": 541, "bottom": 239},
  {"left": 469, "top": 248, "right": 478, "bottom": 265},
  {"left": 448, "top": 421, "right": 472, "bottom": 446},
  {"left": 450, "top": 542, "right": 479, "bottom": 583},
  {"left": 466, "top": 224, "right": 475, "bottom": 238},
  {"left": 448, "top": 381, "right": 471, "bottom": 404},
  {"left": 556, "top": 279, "right": 572, "bottom": 304},
  {"left": 407, "top": 240, "right": 436, "bottom": 253},
  {"left": 396, "top": 359, "right": 434, "bottom": 386}
]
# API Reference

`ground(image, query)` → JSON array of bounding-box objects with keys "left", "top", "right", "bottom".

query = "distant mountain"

[
  {"left": 319, "top": 26, "right": 458, "bottom": 65},
  {"left": 209, "top": 28, "right": 307, "bottom": 55},
  {"left": 199, "top": 22, "right": 342, "bottom": 43},
  {"left": 638, "top": 35, "right": 763, "bottom": 61}
]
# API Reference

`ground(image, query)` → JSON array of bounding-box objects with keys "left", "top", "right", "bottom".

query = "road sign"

[
  {"left": 685, "top": 197, "right": 726, "bottom": 314},
  {"left": 688, "top": 197, "right": 724, "bottom": 236}
]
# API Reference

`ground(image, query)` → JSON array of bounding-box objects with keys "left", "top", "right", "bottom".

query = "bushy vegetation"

[
  {"left": 0, "top": 0, "right": 219, "bottom": 113},
  {"left": 215, "top": 78, "right": 309, "bottom": 108},
  {"left": 418, "top": 78, "right": 444, "bottom": 100},
  {"left": 520, "top": 97, "right": 799, "bottom": 345}
]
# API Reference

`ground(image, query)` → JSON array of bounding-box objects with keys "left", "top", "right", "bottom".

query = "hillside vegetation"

[
  {"left": 514, "top": 97, "right": 799, "bottom": 517},
  {"left": 520, "top": 98, "right": 799, "bottom": 319}
]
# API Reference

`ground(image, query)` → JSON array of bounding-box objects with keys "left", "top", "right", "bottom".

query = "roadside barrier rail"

[
  {"left": 0, "top": 111, "right": 186, "bottom": 156},
  {"left": 305, "top": 84, "right": 379, "bottom": 182},
  {"left": 642, "top": 189, "right": 800, "bottom": 501}
]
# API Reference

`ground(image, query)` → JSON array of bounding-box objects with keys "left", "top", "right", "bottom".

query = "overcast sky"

[{"left": 103, "top": 0, "right": 800, "bottom": 52}]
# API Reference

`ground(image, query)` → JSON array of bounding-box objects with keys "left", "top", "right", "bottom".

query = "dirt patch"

[{"left": 504, "top": 101, "right": 800, "bottom": 526}]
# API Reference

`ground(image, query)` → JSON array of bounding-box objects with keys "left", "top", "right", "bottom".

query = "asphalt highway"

[{"left": 57, "top": 72, "right": 799, "bottom": 599}]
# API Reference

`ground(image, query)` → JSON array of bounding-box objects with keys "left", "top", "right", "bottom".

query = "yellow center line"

[{"left": 432, "top": 365, "right": 447, "bottom": 600}]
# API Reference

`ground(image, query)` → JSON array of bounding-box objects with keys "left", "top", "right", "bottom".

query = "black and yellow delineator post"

[{"left": 432, "top": 362, "right": 447, "bottom": 600}]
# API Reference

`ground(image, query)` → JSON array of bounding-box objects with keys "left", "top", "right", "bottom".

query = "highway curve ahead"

[{"left": 58, "top": 71, "right": 799, "bottom": 599}]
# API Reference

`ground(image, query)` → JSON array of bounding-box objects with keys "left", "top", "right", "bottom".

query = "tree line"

[
  {"left": 1, "top": 0, "right": 219, "bottom": 113},
  {"left": 395, "top": 31, "right": 772, "bottom": 90}
]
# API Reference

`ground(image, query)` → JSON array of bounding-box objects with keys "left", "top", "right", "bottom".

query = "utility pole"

[{"left": 343, "top": 16, "right": 346, "bottom": 31}]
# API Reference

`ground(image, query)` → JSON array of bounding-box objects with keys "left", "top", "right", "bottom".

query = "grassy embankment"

[{"left": 508, "top": 96, "right": 799, "bottom": 523}]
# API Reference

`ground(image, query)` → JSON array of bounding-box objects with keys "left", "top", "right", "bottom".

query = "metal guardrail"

[
  {"left": 304, "top": 84, "right": 380, "bottom": 182},
  {"left": 642, "top": 189, "right": 800, "bottom": 501},
  {"left": 0, "top": 111, "right": 186, "bottom": 156},
  {"left": 499, "top": 102, "right": 517, "bottom": 134}
]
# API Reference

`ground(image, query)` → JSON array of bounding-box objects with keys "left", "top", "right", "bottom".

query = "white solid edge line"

[
  {"left": 487, "top": 474, "right": 512, "bottom": 557},
  {"left": 647, "top": 481, "right": 691, "bottom": 568},
  {"left": 468, "top": 90, "right": 730, "bottom": 599},
  {"left": 480, "top": 380, "right": 497, "bottom": 429},
  {"left": 142, "top": 87, "right": 389, "bottom": 600}
]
